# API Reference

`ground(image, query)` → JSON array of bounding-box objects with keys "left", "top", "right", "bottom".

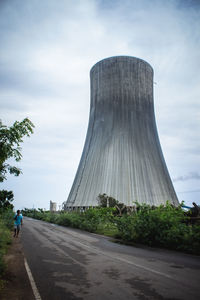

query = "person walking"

[{"left": 13, "top": 210, "right": 23, "bottom": 237}]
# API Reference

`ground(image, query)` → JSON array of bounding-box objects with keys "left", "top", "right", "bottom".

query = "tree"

[
  {"left": 97, "top": 193, "right": 119, "bottom": 207},
  {"left": 0, "top": 118, "right": 34, "bottom": 182},
  {"left": 0, "top": 190, "right": 14, "bottom": 210}
]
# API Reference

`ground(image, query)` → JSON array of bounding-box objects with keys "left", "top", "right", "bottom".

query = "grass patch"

[
  {"left": 0, "top": 209, "right": 14, "bottom": 285},
  {"left": 96, "top": 222, "right": 119, "bottom": 237},
  {"left": 0, "top": 222, "right": 12, "bottom": 280}
]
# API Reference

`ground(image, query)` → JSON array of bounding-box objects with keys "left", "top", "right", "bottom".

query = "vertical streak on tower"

[{"left": 64, "top": 56, "right": 179, "bottom": 208}]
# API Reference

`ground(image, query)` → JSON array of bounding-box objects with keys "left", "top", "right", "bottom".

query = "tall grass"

[{"left": 0, "top": 209, "right": 14, "bottom": 280}]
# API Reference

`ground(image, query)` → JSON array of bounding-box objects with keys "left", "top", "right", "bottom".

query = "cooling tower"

[{"left": 63, "top": 56, "right": 179, "bottom": 208}]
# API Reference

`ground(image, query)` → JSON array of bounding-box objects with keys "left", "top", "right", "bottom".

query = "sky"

[{"left": 0, "top": 0, "right": 200, "bottom": 210}]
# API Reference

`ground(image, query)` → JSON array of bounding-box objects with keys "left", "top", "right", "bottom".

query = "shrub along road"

[{"left": 18, "top": 217, "right": 200, "bottom": 300}]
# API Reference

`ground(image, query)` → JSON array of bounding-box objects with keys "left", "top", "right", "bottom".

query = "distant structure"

[
  {"left": 50, "top": 201, "right": 57, "bottom": 212},
  {"left": 63, "top": 56, "right": 179, "bottom": 209}
]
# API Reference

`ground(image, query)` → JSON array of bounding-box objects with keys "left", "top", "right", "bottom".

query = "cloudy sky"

[{"left": 1, "top": 0, "right": 200, "bottom": 210}]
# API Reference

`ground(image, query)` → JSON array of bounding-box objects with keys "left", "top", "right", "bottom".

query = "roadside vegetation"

[
  {"left": 22, "top": 207, "right": 118, "bottom": 236},
  {"left": 0, "top": 118, "right": 34, "bottom": 286},
  {"left": 23, "top": 196, "right": 200, "bottom": 255},
  {"left": 0, "top": 209, "right": 14, "bottom": 280},
  {"left": 0, "top": 199, "right": 14, "bottom": 289}
]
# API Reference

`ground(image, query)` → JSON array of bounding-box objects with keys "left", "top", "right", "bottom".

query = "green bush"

[
  {"left": 23, "top": 207, "right": 116, "bottom": 233},
  {"left": 97, "top": 193, "right": 119, "bottom": 207},
  {"left": 189, "top": 225, "right": 200, "bottom": 254},
  {"left": 56, "top": 212, "right": 72, "bottom": 226},
  {"left": 1, "top": 209, "right": 15, "bottom": 230},
  {"left": 116, "top": 202, "right": 200, "bottom": 254},
  {"left": 22, "top": 204, "right": 200, "bottom": 255},
  {"left": 42, "top": 211, "right": 57, "bottom": 223},
  {"left": 0, "top": 209, "right": 13, "bottom": 277},
  {"left": 60, "top": 212, "right": 82, "bottom": 228}
]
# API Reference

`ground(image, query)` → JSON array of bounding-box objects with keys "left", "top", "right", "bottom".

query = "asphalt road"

[{"left": 21, "top": 217, "right": 200, "bottom": 300}]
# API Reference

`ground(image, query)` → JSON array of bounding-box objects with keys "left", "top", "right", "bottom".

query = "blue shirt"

[{"left": 14, "top": 214, "right": 23, "bottom": 225}]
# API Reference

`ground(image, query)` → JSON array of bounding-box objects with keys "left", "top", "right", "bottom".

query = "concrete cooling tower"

[{"left": 63, "top": 56, "right": 179, "bottom": 209}]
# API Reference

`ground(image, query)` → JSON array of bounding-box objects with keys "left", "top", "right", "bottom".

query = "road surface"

[{"left": 21, "top": 217, "right": 200, "bottom": 300}]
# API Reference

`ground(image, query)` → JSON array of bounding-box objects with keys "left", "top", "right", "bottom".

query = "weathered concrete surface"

[
  {"left": 64, "top": 56, "right": 178, "bottom": 207},
  {"left": 21, "top": 217, "right": 200, "bottom": 300}
]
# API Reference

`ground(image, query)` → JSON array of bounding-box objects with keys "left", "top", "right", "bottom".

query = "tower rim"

[{"left": 90, "top": 55, "right": 153, "bottom": 75}]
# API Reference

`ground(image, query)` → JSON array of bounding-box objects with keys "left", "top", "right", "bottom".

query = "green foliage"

[
  {"left": 56, "top": 212, "right": 78, "bottom": 227},
  {"left": 79, "top": 208, "right": 99, "bottom": 231},
  {"left": 23, "top": 207, "right": 117, "bottom": 233},
  {"left": 0, "top": 190, "right": 14, "bottom": 212},
  {"left": 97, "top": 194, "right": 127, "bottom": 216},
  {"left": 98, "top": 193, "right": 119, "bottom": 207},
  {"left": 22, "top": 203, "right": 200, "bottom": 255},
  {"left": 0, "top": 118, "right": 34, "bottom": 182},
  {"left": 1, "top": 209, "right": 15, "bottom": 230},
  {"left": 116, "top": 202, "right": 200, "bottom": 254},
  {"left": 0, "top": 209, "right": 14, "bottom": 277},
  {"left": 96, "top": 221, "right": 119, "bottom": 236},
  {"left": 189, "top": 225, "right": 200, "bottom": 253},
  {"left": 0, "top": 222, "right": 11, "bottom": 274},
  {"left": 0, "top": 118, "right": 34, "bottom": 280}
]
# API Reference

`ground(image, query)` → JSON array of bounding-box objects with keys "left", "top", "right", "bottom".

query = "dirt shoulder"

[{"left": 0, "top": 235, "right": 35, "bottom": 300}]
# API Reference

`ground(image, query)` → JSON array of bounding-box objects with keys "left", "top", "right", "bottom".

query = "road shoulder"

[{"left": 0, "top": 235, "right": 35, "bottom": 300}]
